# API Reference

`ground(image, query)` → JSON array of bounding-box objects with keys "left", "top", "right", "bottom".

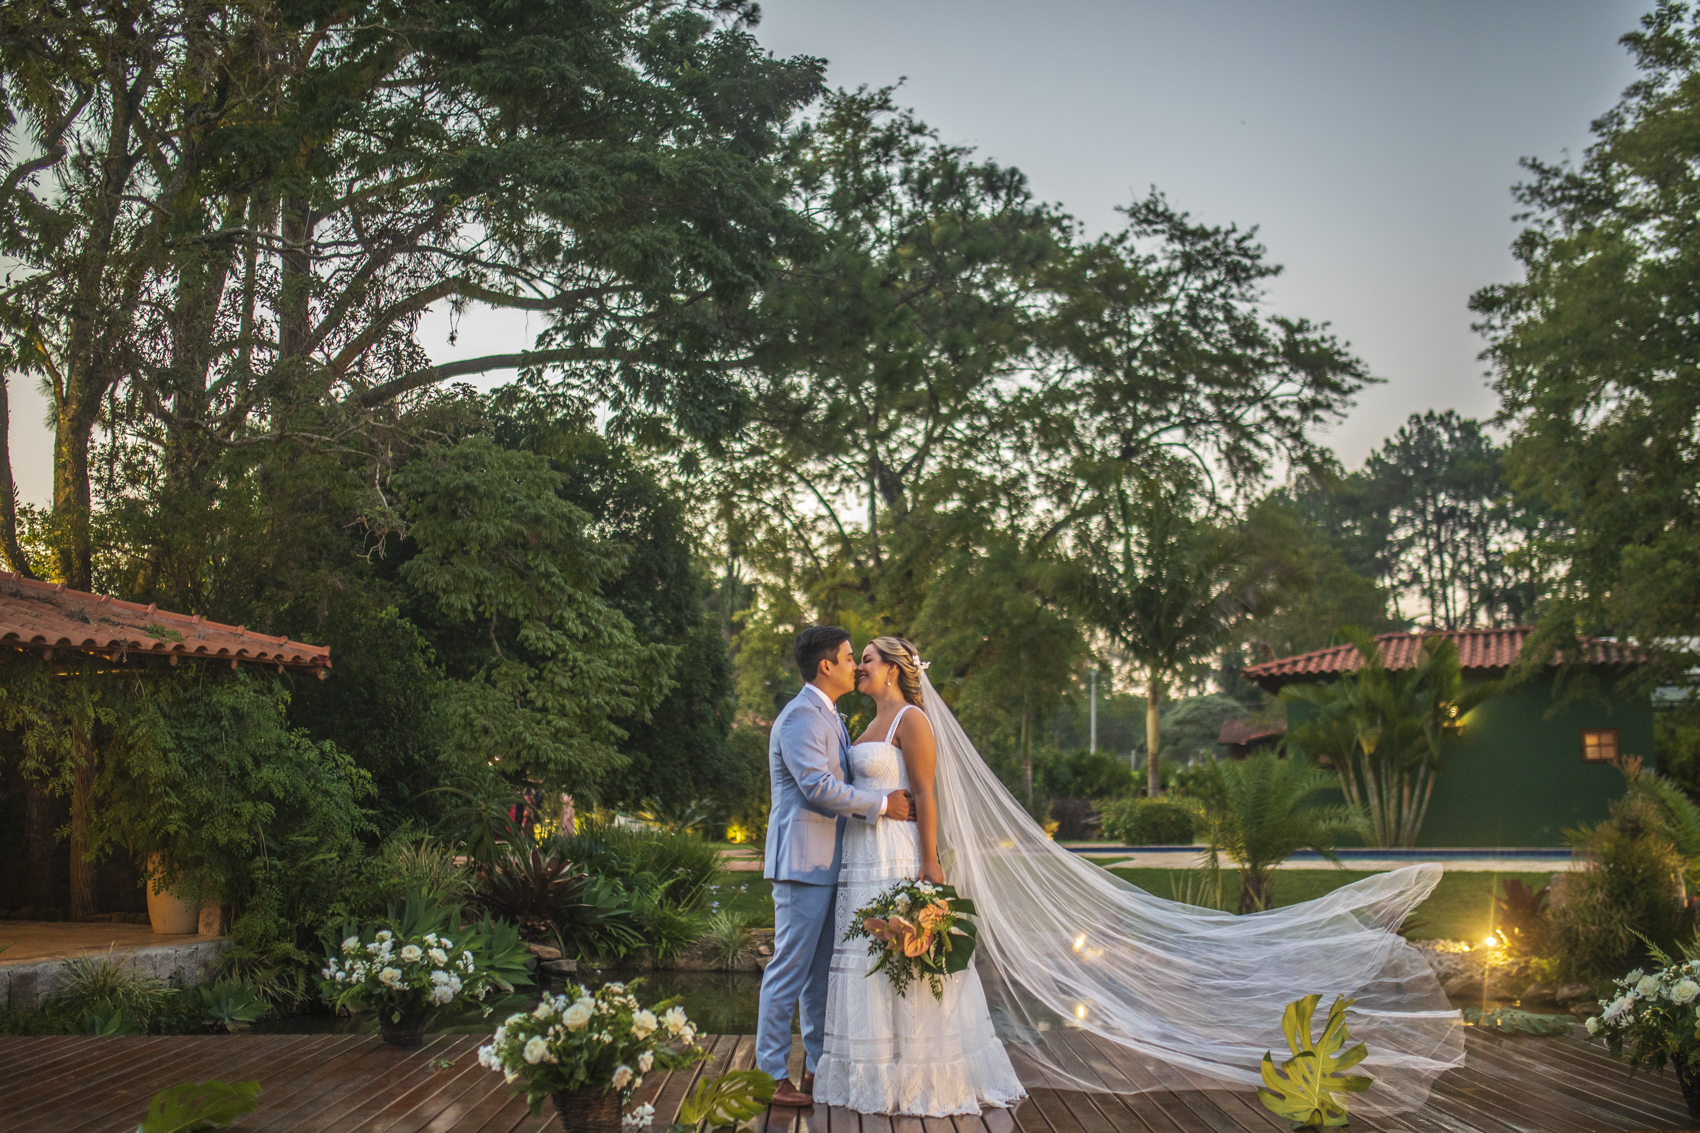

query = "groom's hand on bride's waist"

[{"left": 884, "top": 790, "right": 918, "bottom": 821}]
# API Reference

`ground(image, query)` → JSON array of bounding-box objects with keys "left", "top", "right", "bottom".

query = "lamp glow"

[
  {"left": 1483, "top": 934, "right": 1498, "bottom": 947},
  {"left": 1073, "top": 934, "right": 1087, "bottom": 953},
  {"left": 1074, "top": 1003, "right": 1088, "bottom": 1020}
]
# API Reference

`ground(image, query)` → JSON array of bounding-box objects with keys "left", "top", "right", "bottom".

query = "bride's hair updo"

[{"left": 869, "top": 635, "right": 926, "bottom": 707}]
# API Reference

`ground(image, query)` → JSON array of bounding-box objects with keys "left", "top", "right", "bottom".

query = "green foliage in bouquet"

[
  {"left": 1587, "top": 936, "right": 1700, "bottom": 1079},
  {"left": 672, "top": 1068, "right": 777, "bottom": 1130},
  {"left": 844, "top": 879, "right": 978, "bottom": 1001},
  {"left": 1257, "top": 994, "right": 1372, "bottom": 1129},
  {"left": 478, "top": 980, "right": 707, "bottom": 1115},
  {"left": 1462, "top": 1006, "right": 1575, "bottom": 1036},
  {"left": 135, "top": 1080, "right": 261, "bottom": 1133}
]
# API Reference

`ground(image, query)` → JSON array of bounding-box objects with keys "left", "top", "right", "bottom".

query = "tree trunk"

[
  {"left": 25, "top": 781, "right": 58, "bottom": 910},
  {"left": 1239, "top": 869, "right": 1273, "bottom": 914},
  {"left": 68, "top": 727, "right": 98, "bottom": 919},
  {"left": 53, "top": 400, "right": 96, "bottom": 589},
  {"left": 0, "top": 373, "right": 36, "bottom": 577},
  {"left": 1146, "top": 676, "right": 1163, "bottom": 797}
]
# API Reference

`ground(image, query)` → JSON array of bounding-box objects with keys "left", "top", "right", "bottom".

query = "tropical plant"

[
  {"left": 197, "top": 980, "right": 269, "bottom": 1031},
  {"left": 672, "top": 1069, "right": 778, "bottom": 1131},
  {"left": 210, "top": 940, "right": 314, "bottom": 1012},
  {"left": 1071, "top": 478, "right": 1298, "bottom": 797},
  {"left": 559, "top": 876, "right": 649, "bottom": 962},
  {"left": 1099, "top": 797, "right": 1196, "bottom": 846},
  {"left": 426, "top": 771, "right": 525, "bottom": 869},
  {"left": 1257, "top": 994, "right": 1372, "bottom": 1130},
  {"left": 562, "top": 815, "right": 724, "bottom": 910},
  {"left": 477, "top": 981, "right": 706, "bottom": 1116},
  {"left": 1494, "top": 879, "right": 1551, "bottom": 958},
  {"left": 633, "top": 798, "right": 715, "bottom": 836},
  {"left": 379, "top": 836, "right": 477, "bottom": 910},
  {"left": 1283, "top": 627, "right": 1496, "bottom": 847},
  {"left": 1163, "top": 868, "right": 1227, "bottom": 912},
  {"left": 135, "top": 1080, "right": 261, "bottom": 1133},
  {"left": 475, "top": 841, "right": 592, "bottom": 946},
  {"left": 701, "top": 910, "right": 756, "bottom": 969},
  {"left": 1172, "top": 753, "right": 1365, "bottom": 914},
  {"left": 47, "top": 952, "right": 172, "bottom": 1028},
  {"left": 1543, "top": 792, "right": 1693, "bottom": 983},
  {"left": 83, "top": 1005, "right": 138, "bottom": 1035}
]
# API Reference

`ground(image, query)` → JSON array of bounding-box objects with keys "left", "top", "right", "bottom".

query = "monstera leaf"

[
  {"left": 1257, "top": 994, "right": 1372, "bottom": 1129},
  {"left": 136, "top": 1080, "right": 261, "bottom": 1133},
  {"left": 675, "top": 1069, "right": 776, "bottom": 1130}
]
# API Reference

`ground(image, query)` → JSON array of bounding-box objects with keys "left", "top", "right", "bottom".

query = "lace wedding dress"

[{"left": 813, "top": 705, "right": 1027, "bottom": 1116}]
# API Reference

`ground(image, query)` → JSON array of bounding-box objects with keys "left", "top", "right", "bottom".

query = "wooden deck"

[{"left": 1, "top": 1030, "right": 1693, "bottom": 1133}]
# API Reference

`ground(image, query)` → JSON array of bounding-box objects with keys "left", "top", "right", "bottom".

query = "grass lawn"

[
  {"left": 1107, "top": 867, "right": 1557, "bottom": 942},
  {"left": 702, "top": 864, "right": 1556, "bottom": 943}
]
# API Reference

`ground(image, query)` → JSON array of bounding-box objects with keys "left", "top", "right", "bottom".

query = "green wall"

[{"left": 1283, "top": 671, "right": 1654, "bottom": 848}]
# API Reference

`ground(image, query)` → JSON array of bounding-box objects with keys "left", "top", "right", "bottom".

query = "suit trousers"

[{"left": 757, "top": 879, "right": 838, "bottom": 1081}]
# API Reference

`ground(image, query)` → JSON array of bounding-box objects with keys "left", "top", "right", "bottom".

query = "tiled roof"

[
  {"left": 0, "top": 570, "right": 330, "bottom": 676},
  {"left": 1242, "top": 626, "right": 1637, "bottom": 691},
  {"left": 1218, "top": 717, "right": 1287, "bottom": 746}
]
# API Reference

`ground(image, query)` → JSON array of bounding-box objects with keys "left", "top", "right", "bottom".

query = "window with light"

[{"left": 1581, "top": 729, "right": 1619, "bottom": 764}]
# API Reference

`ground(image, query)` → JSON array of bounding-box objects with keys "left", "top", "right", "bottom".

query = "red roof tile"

[
  {"left": 0, "top": 570, "right": 330, "bottom": 676},
  {"left": 1242, "top": 627, "right": 1637, "bottom": 691},
  {"left": 1218, "top": 717, "right": 1287, "bottom": 746}
]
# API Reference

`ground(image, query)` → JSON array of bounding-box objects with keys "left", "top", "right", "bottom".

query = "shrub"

[
  {"left": 46, "top": 953, "right": 172, "bottom": 1028},
  {"left": 1101, "top": 797, "right": 1196, "bottom": 845},
  {"left": 1494, "top": 879, "right": 1551, "bottom": 957},
  {"left": 1048, "top": 798, "right": 1101, "bottom": 841},
  {"left": 702, "top": 910, "right": 755, "bottom": 968},
  {"left": 1544, "top": 792, "right": 1693, "bottom": 984},
  {"left": 377, "top": 835, "right": 477, "bottom": 910},
  {"left": 563, "top": 815, "right": 723, "bottom": 909}
]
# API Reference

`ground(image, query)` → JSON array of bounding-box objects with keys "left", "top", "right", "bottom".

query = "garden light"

[
  {"left": 1073, "top": 934, "right": 1088, "bottom": 953},
  {"left": 1483, "top": 934, "right": 1498, "bottom": 947}
]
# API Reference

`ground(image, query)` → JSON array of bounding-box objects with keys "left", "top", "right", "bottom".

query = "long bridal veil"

[{"left": 917, "top": 671, "right": 1464, "bottom": 1115}]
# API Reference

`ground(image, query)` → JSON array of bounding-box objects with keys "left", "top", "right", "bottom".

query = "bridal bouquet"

[
  {"left": 843, "top": 879, "right": 978, "bottom": 1001},
  {"left": 478, "top": 980, "right": 706, "bottom": 1128}
]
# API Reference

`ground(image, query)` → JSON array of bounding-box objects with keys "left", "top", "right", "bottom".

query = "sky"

[{"left": 4, "top": 1, "right": 1652, "bottom": 504}]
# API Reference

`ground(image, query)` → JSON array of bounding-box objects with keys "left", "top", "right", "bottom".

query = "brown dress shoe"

[
  {"left": 771, "top": 1082, "right": 815, "bottom": 1109},
  {"left": 800, "top": 1072, "right": 815, "bottom": 1095}
]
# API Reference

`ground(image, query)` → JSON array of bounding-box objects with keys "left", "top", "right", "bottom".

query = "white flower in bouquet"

[
  {"left": 424, "top": 932, "right": 439, "bottom": 945},
  {"left": 428, "top": 947, "right": 448, "bottom": 966},
  {"left": 1602, "top": 997, "right": 1633, "bottom": 1024},
  {"left": 611, "top": 1064, "right": 634, "bottom": 1089},
  {"left": 623, "top": 1102, "right": 655, "bottom": 1130},
  {"left": 378, "top": 967, "right": 403, "bottom": 989},
  {"left": 564, "top": 1001, "right": 593, "bottom": 1030},
  {"left": 376, "top": 930, "right": 394, "bottom": 943},
  {"left": 1674, "top": 979, "right": 1700, "bottom": 1005},
  {"left": 661, "top": 1006, "right": 687, "bottom": 1034},
  {"left": 893, "top": 893, "right": 912, "bottom": 914},
  {"left": 523, "top": 1036, "right": 549, "bottom": 1065},
  {"left": 341, "top": 936, "right": 360, "bottom": 955},
  {"left": 533, "top": 999, "right": 556, "bottom": 1019},
  {"left": 401, "top": 944, "right": 424, "bottom": 963},
  {"left": 478, "top": 1043, "right": 497, "bottom": 1068},
  {"left": 1586, "top": 1016, "right": 1601, "bottom": 1034},
  {"left": 631, "top": 1010, "right": 658, "bottom": 1038},
  {"left": 1636, "top": 974, "right": 1661, "bottom": 998},
  {"left": 637, "top": 1051, "right": 653, "bottom": 1072}
]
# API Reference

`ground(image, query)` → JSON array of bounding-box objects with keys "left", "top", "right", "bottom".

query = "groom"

[{"left": 758, "top": 626, "right": 915, "bottom": 1108}]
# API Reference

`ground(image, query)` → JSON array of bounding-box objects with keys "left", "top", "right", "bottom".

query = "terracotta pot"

[
  {"left": 145, "top": 854, "right": 200, "bottom": 935},
  {"left": 551, "top": 1089, "right": 623, "bottom": 1133},
  {"left": 1677, "top": 1062, "right": 1700, "bottom": 1121},
  {"left": 379, "top": 1007, "right": 432, "bottom": 1047}
]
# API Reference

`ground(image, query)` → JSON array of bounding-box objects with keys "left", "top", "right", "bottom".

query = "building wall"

[{"left": 1284, "top": 670, "right": 1654, "bottom": 848}]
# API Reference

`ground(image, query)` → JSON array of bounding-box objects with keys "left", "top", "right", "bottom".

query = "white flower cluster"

[
  {"left": 321, "top": 927, "right": 480, "bottom": 1009},
  {"left": 623, "top": 1102, "right": 656, "bottom": 1130},
  {"left": 477, "top": 982, "right": 699, "bottom": 1115},
  {"left": 1587, "top": 959, "right": 1700, "bottom": 1037}
]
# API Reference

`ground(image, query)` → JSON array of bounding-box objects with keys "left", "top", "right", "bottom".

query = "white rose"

[
  {"left": 611, "top": 1064, "right": 633, "bottom": 1089},
  {"left": 1602, "top": 997, "right": 1633, "bottom": 1024},
  {"left": 534, "top": 1000, "right": 556, "bottom": 1019},
  {"left": 494, "top": 1025, "right": 508, "bottom": 1044},
  {"left": 637, "top": 1051, "right": 653, "bottom": 1072},
  {"left": 631, "top": 1010, "right": 658, "bottom": 1038},
  {"left": 661, "top": 1006, "right": 688, "bottom": 1034},
  {"left": 378, "top": 967, "right": 403, "bottom": 988},
  {"left": 424, "top": 932, "right": 439, "bottom": 945},
  {"left": 428, "top": 948, "right": 448, "bottom": 966},
  {"left": 341, "top": 936, "right": 360, "bottom": 955},
  {"left": 400, "top": 945, "right": 424, "bottom": 963},
  {"left": 478, "top": 1043, "right": 497, "bottom": 1068},
  {"left": 680, "top": 1025, "right": 695, "bottom": 1044},
  {"left": 563, "top": 1002, "right": 593, "bottom": 1030},
  {"left": 1674, "top": 979, "right": 1700, "bottom": 1005},
  {"left": 523, "top": 1037, "right": 549, "bottom": 1065},
  {"left": 376, "top": 930, "right": 393, "bottom": 942},
  {"left": 1585, "top": 1016, "right": 1601, "bottom": 1034},
  {"left": 1637, "top": 975, "right": 1662, "bottom": 998}
]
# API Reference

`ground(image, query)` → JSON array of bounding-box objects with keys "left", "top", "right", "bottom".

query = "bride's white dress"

[{"left": 813, "top": 705, "right": 1027, "bottom": 1116}]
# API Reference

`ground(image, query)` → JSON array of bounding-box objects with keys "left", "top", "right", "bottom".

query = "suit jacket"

[{"left": 763, "top": 686, "right": 885, "bottom": 884}]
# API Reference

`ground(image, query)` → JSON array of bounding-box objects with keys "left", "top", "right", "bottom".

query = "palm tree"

[
  {"left": 1283, "top": 627, "right": 1496, "bottom": 847},
  {"left": 1170, "top": 751, "right": 1366, "bottom": 914},
  {"left": 1072, "top": 478, "right": 1296, "bottom": 796}
]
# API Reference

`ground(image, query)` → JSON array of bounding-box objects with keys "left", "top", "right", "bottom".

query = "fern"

[{"left": 1257, "top": 994, "right": 1372, "bottom": 1129}]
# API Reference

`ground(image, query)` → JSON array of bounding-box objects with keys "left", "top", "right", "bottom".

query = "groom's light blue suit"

[{"left": 756, "top": 685, "right": 886, "bottom": 1083}]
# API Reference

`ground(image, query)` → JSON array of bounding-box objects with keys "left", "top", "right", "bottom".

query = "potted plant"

[
  {"left": 144, "top": 853, "right": 201, "bottom": 936},
  {"left": 1589, "top": 945, "right": 1700, "bottom": 1119},
  {"left": 478, "top": 980, "right": 706, "bottom": 1133},
  {"left": 320, "top": 892, "right": 532, "bottom": 1046}
]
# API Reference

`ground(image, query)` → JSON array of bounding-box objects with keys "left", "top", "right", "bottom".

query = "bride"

[{"left": 814, "top": 634, "right": 1463, "bottom": 1119}]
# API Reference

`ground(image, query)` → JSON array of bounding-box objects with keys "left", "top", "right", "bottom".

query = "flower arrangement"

[
  {"left": 1587, "top": 944, "right": 1700, "bottom": 1117},
  {"left": 478, "top": 980, "right": 706, "bottom": 1129},
  {"left": 319, "top": 892, "right": 532, "bottom": 1044},
  {"left": 842, "top": 878, "right": 978, "bottom": 1001}
]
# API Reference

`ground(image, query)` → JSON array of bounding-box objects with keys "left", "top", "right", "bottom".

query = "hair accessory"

[{"left": 910, "top": 651, "right": 931, "bottom": 671}]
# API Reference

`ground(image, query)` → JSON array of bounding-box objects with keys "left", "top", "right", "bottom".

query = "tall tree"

[{"left": 1471, "top": 0, "right": 1700, "bottom": 685}]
